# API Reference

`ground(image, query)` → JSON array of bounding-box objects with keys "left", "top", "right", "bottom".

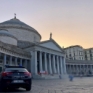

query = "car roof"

[{"left": 5, "top": 66, "right": 25, "bottom": 68}]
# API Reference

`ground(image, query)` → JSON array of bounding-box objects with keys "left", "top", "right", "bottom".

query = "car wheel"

[{"left": 26, "top": 86, "right": 31, "bottom": 91}]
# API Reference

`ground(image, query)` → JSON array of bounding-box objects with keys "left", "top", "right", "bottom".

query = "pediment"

[{"left": 39, "top": 40, "right": 62, "bottom": 52}]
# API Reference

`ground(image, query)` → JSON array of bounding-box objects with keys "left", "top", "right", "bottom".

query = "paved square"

[
  {"left": 4, "top": 77, "right": 93, "bottom": 93},
  {"left": 31, "top": 77, "right": 93, "bottom": 93}
]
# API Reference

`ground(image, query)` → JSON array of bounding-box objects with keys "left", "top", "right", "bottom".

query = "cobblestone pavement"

[
  {"left": 31, "top": 77, "right": 93, "bottom": 93},
  {"left": 4, "top": 77, "right": 93, "bottom": 93}
]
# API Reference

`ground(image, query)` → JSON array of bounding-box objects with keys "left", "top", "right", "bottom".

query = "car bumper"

[{"left": 0, "top": 79, "right": 32, "bottom": 88}]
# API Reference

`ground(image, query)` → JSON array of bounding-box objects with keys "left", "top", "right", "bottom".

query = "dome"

[
  {"left": 0, "top": 17, "right": 41, "bottom": 39},
  {"left": 0, "top": 29, "right": 17, "bottom": 39},
  {"left": 0, "top": 29, "right": 17, "bottom": 46}
]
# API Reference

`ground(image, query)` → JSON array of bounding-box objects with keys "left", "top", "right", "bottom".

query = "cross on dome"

[{"left": 14, "top": 13, "right": 16, "bottom": 19}]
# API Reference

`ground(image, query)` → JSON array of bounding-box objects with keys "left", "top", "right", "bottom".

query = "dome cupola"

[
  {"left": 0, "top": 15, "right": 41, "bottom": 43},
  {"left": 0, "top": 29, "right": 17, "bottom": 46}
]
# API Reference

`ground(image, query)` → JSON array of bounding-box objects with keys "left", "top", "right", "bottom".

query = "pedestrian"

[{"left": 69, "top": 74, "right": 74, "bottom": 81}]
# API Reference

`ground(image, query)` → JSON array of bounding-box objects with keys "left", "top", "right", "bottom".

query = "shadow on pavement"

[{"left": 0, "top": 88, "right": 27, "bottom": 93}]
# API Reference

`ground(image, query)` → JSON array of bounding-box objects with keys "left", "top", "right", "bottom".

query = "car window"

[{"left": 5, "top": 68, "right": 28, "bottom": 72}]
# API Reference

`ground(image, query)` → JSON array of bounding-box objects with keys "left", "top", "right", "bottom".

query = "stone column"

[
  {"left": 49, "top": 54, "right": 52, "bottom": 74},
  {"left": 34, "top": 50, "right": 37, "bottom": 74},
  {"left": 91, "top": 65, "right": 92, "bottom": 74},
  {"left": 83, "top": 64, "right": 85, "bottom": 75},
  {"left": 66, "top": 65, "right": 68, "bottom": 73},
  {"left": 77, "top": 65, "right": 79, "bottom": 74},
  {"left": 40, "top": 51, "right": 43, "bottom": 72},
  {"left": 30, "top": 50, "right": 38, "bottom": 74},
  {"left": 73, "top": 65, "right": 74, "bottom": 74},
  {"left": 60, "top": 56, "right": 63, "bottom": 74},
  {"left": 15, "top": 58, "right": 17, "bottom": 66},
  {"left": 53, "top": 55, "right": 56, "bottom": 74},
  {"left": 25, "top": 59, "right": 27, "bottom": 69},
  {"left": 44, "top": 52, "right": 47, "bottom": 72},
  {"left": 57, "top": 56, "right": 59, "bottom": 74},
  {"left": 63, "top": 57, "right": 66, "bottom": 74},
  {"left": 80, "top": 65, "right": 81, "bottom": 73},
  {"left": 4, "top": 54, "right": 6, "bottom": 66},
  {"left": 70, "top": 65, "right": 72, "bottom": 74},
  {"left": 20, "top": 59, "right": 22, "bottom": 66},
  {"left": 10, "top": 56, "right": 12, "bottom": 66}
]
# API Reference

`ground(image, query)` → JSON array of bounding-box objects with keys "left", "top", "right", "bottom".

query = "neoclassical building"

[
  {"left": 65, "top": 45, "right": 93, "bottom": 76},
  {"left": 66, "top": 60, "right": 93, "bottom": 76},
  {"left": 0, "top": 15, "right": 66, "bottom": 79},
  {"left": 64, "top": 45, "right": 85, "bottom": 60}
]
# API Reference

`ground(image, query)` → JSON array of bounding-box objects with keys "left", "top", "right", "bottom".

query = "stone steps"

[{"left": 42, "top": 75, "right": 60, "bottom": 79}]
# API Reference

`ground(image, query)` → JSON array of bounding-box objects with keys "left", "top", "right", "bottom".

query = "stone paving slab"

[{"left": 31, "top": 77, "right": 93, "bottom": 93}]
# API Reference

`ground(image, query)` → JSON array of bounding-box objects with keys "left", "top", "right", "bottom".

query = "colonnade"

[
  {"left": 33, "top": 50, "right": 66, "bottom": 75},
  {"left": 0, "top": 53, "right": 30, "bottom": 71},
  {"left": 66, "top": 64, "right": 93, "bottom": 76}
]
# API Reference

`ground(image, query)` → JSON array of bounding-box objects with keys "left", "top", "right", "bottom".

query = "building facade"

[
  {"left": 0, "top": 15, "right": 67, "bottom": 79},
  {"left": 66, "top": 60, "right": 93, "bottom": 76},
  {"left": 65, "top": 45, "right": 93, "bottom": 76},
  {"left": 84, "top": 48, "right": 93, "bottom": 61},
  {"left": 65, "top": 45, "right": 85, "bottom": 60}
]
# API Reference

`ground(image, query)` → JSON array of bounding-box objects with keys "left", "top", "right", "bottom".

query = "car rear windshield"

[{"left": 5, "top": 68, "right": 28, "bottom": 72}]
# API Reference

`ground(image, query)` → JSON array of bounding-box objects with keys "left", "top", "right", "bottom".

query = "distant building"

[
  {"left": 84, "top": 48, "right": 93, "bottom": 61},
  {"left": 64, "top": 45, "right": 85, "bottom": 60},
  {"left": 65, "top": 45, "right": 93, "bottom": 76}
]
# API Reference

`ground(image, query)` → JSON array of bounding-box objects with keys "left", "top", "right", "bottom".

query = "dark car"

[{"left": 0, "top": 66, "right": 32, "bottom": 91}]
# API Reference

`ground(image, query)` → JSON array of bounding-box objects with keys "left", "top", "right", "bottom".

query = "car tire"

[{"left": 26, "top": 86, "right": 31, "bottom": 91}]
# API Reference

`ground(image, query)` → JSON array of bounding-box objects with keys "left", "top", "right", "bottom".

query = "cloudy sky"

[{"left": 0, "top": 0, "right": 93, "bottom": 48}]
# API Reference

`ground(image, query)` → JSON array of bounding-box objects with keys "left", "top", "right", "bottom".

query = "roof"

[
  {"left": 18, "top": 40, "right": 35, "bottom": 49},
  {"left": 0, "top": 29, "right": 17, "bottom": 40},
  {"left": 5, "top": 65, "right": 25, "bottom": 68},
  {"left": 0, "top": 40, "right": 30, "bottom": 57},
  {"left": 1, "top": 18, "right": 31, "bottom": 28},
  {"left": 64, "top": 45, "right": 83, "bottom": 49},
  {"left": 39, "top": 39, "right": 65, "bottom": 53},
  {"left": 84, "top": 47, "right": 93, "bottom": 50},
  {"left": 0, "top": 17, "right": 41, "bottom": 39}
]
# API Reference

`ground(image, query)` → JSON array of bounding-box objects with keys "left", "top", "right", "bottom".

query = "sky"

[{"left": 0, "top": 0, "right": 93, "bottom": 48}]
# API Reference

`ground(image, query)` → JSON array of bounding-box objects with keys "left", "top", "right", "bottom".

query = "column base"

[
  {"left": 61, "top": 74, "right": 68, "bottom": 79},
  {"left": 32, "top": 73, "right": 69, "bottom": 80}
]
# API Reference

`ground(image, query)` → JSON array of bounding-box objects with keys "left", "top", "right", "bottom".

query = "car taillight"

[
  {"left": 2, "top": 72, "right": 12, "bottom": 77},
  {"left": 24, "top": 72, "right": 31, "bottom": 77}
]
